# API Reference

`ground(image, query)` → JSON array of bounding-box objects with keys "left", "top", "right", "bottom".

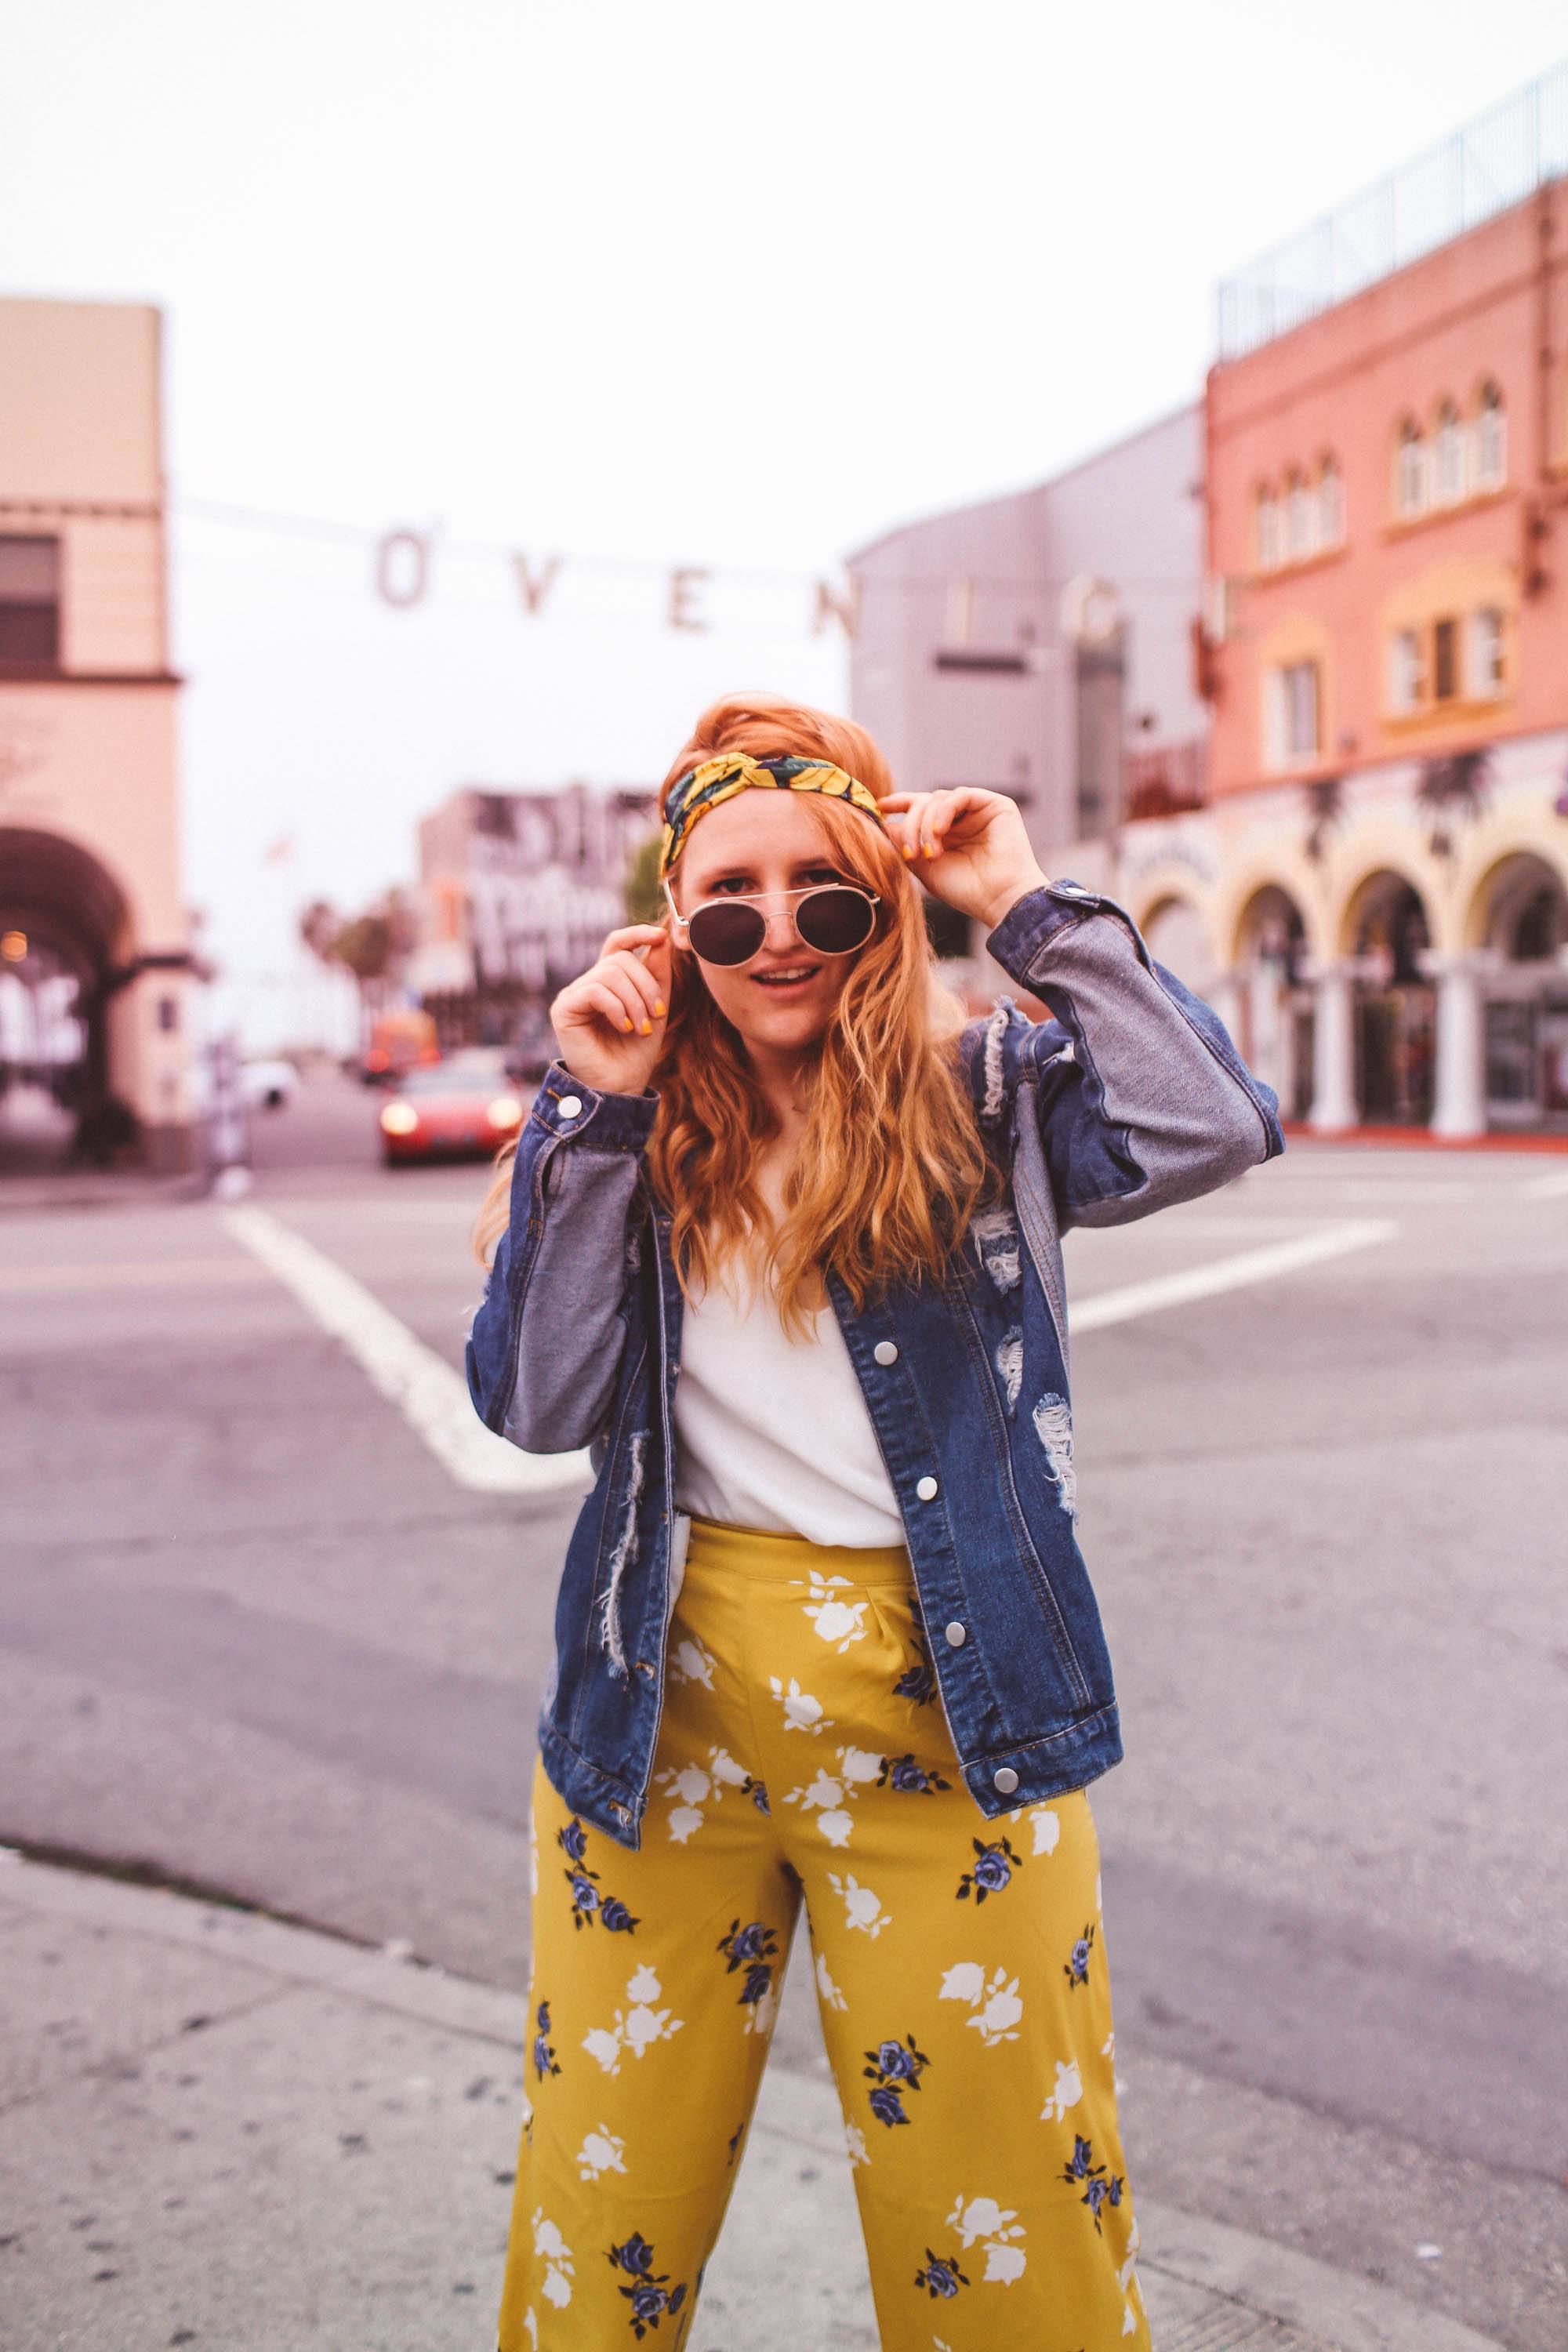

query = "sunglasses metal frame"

[{"left": 661, "top": 877, "right": 881, "bottom": 966}]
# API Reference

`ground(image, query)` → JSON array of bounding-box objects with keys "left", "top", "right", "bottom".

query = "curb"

[{"left": 0, "top": 1853, "right": 1510, "bottom": 2352}]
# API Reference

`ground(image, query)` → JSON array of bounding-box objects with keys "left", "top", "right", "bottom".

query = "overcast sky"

[{"left": 3, "top": 2, "right": 1565, "bottom": 1039}]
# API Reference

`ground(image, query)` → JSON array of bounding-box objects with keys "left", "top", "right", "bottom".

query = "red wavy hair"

[{"left": 476, "top": 693, "right": 992, "bottom": 1332}]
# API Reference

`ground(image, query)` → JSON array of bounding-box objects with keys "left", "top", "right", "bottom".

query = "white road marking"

[
  {"left": 1069, "top": 1218, "right": 1397, "bottom": 1334},
  {"left": 222, "top": 1204, "right": 590, "bottom": 1497},
  {"left": 1519, "top": 1168, "right": 1568, "bottom": 1200}
]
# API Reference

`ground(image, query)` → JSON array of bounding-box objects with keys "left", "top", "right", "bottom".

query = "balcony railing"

[{"left": 1123, "top": 739, "right": 1208, "bottom": 822}]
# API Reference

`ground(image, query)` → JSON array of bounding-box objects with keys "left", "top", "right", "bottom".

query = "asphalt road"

[{"left": 2, "top": 1066, "right": 1564, "bottom": 2349}]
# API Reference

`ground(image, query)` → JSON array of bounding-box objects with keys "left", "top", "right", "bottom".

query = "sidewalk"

[{"left": 0, "top": 1853, "right": 1509, "bottom": 2352}]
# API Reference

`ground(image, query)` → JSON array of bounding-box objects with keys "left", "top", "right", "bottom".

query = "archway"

[
  {"left": 1467, "top": 851, "right": 1568, "bottom": 1127},
  {"left": 0, "top": 827, "right": 130, "bottom": 1170},
  {"left": 1139, "top": 893, "right": 1213, "bottom": 993},
  {"left": 1231, "top": 883, "right": 1311, "bottom": 1117},
  {"left": 1342, "top": 868, "right": 1436, "bottom": 1125}
]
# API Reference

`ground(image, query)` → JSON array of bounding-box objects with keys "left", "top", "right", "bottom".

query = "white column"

[
  {"left": 1428, "top": 953, "right": 1487, "bottom": 1139},
  {"left": 1246, "top": 962, "right": 1285, "bottom": 1100},
  {"left": 1308, "top": 962, "right": 1358, "bottom": 1131},
  {"left": 1204, "top": 971, "right": 1244, "bottom": 1048}
]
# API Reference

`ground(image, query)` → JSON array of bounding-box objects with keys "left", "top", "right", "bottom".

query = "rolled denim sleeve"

[
  {"left": 985, "top": 880, "right": 1284, "bottom": 1227},
  {"left": 466, "top": 1060, "right": 658, "bottom": 1452}
]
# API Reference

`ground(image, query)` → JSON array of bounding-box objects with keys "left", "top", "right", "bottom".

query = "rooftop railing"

[{"left": 1215, "top": 62, "right": 1568, "bottom": 361}]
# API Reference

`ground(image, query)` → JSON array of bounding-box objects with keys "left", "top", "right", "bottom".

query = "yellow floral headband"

[{"left": 658, "top": 753, "right": 887, "bottom": 878}]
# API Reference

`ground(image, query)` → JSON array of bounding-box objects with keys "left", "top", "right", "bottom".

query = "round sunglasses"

[{"left": 662, "top": 877, "right": 880, "bottom": 967}]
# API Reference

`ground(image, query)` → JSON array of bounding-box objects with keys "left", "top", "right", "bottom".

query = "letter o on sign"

[{"left": 376, "top": 530, "right": 430, "bottom": 608}]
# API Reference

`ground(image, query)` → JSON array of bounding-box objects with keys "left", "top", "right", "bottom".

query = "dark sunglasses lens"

[
  {"left": 796, "top": 887, "right": 876, "bottom": 955},
  {"left": 688, "top": 900, "right": 767, "bottom": 966}
]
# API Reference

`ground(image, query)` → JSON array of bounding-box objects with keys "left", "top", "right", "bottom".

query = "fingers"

[
  {"left": 557, "top": 944, "right": 670, "bottom": 1040},
  {"left": 604, "top": 948, "right": 664, "bottom": 1031},
  {"left": 890, "top": 787, "right": 979, "bottom": 862},
  {"left": 597, "top": 923, "right": 667, "bottom": 958}
]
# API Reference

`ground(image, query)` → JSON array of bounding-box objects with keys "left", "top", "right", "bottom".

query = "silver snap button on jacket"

[
  {"left": 873, "top": 1340, "right": 898, "bottom": 1366},
  {"left": 944, "top": 1620, "right": 966, "bottom": 1646},
  {"left": 992, "top": 1766, "right": 1020, "bottom": 1795},
  {"left": 557, "top": 1095, "right": 583, "bottom": 1120},
  {"left": 915, "top": 1474, "right": 938, "bottom": 1501}
]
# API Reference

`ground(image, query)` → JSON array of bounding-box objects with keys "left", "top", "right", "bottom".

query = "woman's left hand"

[{"left": 880, "top": 789, "right": 1051, "bottom": 931}]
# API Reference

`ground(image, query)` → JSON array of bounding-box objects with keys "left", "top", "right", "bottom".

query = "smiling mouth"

[{"left": 750, "top": 964, "right": 821, "bottom": 988}]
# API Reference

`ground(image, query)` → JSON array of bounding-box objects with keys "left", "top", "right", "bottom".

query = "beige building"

[
  {"left": 411, "top": 781, "right": 657, "bottom": 1042},
  {"left": 0, "top": 296, "right": 194, "bottom": 1170}
]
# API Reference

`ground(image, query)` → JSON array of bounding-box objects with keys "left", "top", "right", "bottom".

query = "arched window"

[
  {"left": 1395, "top": 419, "right": 1426, "bottom": 519},
  {"left": 1255, "top": 486, "right": 1280, "bottom": 572},
  {"left": 1285, "top": 468, "right": 1315, "bottom": 562},
  {"left": 1474, "top": 382, "right": 1507, "bottom": 490},
  {"left": 1434, "top": 401, "right": 1466, "bottom": 504},
  {"left": 1317, "top": 456, "right": 1344, "bottom": 549}
]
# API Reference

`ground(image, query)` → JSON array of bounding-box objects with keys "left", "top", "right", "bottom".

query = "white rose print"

[{"left": 943, "top": 2192, "right": 1027, "bottom": 2283}]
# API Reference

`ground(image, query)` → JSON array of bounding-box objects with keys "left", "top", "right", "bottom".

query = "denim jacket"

[{"left": 466, "top": 880, "right": 1284, "bottom": 1849}]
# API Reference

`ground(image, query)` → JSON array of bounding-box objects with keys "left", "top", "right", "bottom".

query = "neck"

[{"left": 743, "top": 1037, "right": 815, "bottom": 1142}]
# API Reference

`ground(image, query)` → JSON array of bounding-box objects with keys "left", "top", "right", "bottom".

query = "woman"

[{"left": 468, "top": 693, "right": 1283, "bottom": 2350}]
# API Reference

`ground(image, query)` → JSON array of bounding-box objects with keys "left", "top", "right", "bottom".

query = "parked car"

[
  {"left": 361, "top": 1007, "right": 441, "bottom": 1086},
  {"left": 378, "top": 1048, "right": 526, "bottom": 1165}
]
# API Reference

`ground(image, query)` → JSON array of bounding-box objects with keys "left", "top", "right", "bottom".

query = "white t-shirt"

[{"left": 672, "top": 1266, "right": 906, "bottom": 1548}]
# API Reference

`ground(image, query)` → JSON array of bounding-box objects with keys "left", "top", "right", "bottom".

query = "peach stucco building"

[
  {"left": 1131, "top": 81, "right": 1568, "bottom": 1136},
  {"left": 852, "top": 71, "right": 1568, "bottom": 1135},
  {"left": 0, "top": 296, "right": 194, "bottom": 1169}
]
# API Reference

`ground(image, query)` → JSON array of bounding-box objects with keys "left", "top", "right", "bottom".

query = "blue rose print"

[
  {"left": 607, "top": 2231, "right": 688, "bottom": 2339},
  {"left": 532, "top": 1999, "right": 561, "bottom": 2081},
  {"left": 956, "top": 1832, "right": 1023, "bottom": 1903},
  {"left": 558, "top": 1818, "right": 640, "bottom": 1933},
  {"left": 717, "top": 1918, "right": 780, "bottom": 2013},
  {"left": 913, "top": 2247, "right": 971, "bottom": 2298},
  {"left": 862, "top": 2030, "right": 931, "bottom": 2125},
  {"left": 1063, "top": 1920, "right": 1096, "bottom": 1987},
  {"left": 877, "top": 1751, "right": 952, "bottom": 1794},
  {"left": 1060, "top": 2134, "right": 1126, "bottom": 2235},
  {"left": 741, "top": 1773, "right": 771, "bottom": 1814},
  {"left": 894, "top": 1634, "right": 937, "bottom": 1706}
]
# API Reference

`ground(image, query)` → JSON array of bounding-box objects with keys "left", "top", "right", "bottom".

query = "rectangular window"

[
  {"left": 1432, "top": 616, "right": 1457, "bottom": 701},
  {"left": 1388, "top": 629, "right": 1424, "bottom": 714},
  {"left": 1468, "top": 608, "right": 1504, "bottom": 698},
  {"left": 0, "top": 536, "right": 62, "bottom": 670},
  {"left": 1265, "top": 660, "right": 1320, "bottom": 768},
  {"left": 1283, "top": 659, "right": 1319, "bottom": 758}
]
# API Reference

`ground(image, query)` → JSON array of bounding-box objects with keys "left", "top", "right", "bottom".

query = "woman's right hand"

[{"left": 549, "top": 924, "right": 673, "bottom": 1096}]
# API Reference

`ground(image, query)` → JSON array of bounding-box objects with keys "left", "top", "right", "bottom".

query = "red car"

[{"left": 379, "top": 1049, "right": 526, "bottom": 1165}]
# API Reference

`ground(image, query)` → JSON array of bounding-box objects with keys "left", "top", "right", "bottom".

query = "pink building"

[
  {"left": 1192, "top": 70, "right": 1568, "bottom": 1133},
  {"left": 0, "top": 297, "right": 194, "bottom": 1168}
]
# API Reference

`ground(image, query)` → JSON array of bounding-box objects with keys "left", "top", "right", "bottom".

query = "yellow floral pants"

[{"left": 498, "top": 1518, "right": 1150, "bottom": 2350}]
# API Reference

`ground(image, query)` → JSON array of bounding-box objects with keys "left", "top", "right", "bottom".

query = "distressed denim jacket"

[{"left": 466, "top": 880, "right": 1284, "bottom": 1850}]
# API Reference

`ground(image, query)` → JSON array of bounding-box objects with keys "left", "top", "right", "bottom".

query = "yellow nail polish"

[
  {"left": 640, "top": 1019, "right": 652, "bottom": 1036},
  {"left": 653, "top": 1000, "right": 666, "bottom": 1018},
  {"left": 622, "top": 1018, "right": 633, "bottom": 1033}
]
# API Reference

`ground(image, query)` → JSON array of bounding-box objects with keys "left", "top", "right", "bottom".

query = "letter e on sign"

[{"left": 667, "top": 568, "right": 710, "bottom": 632}]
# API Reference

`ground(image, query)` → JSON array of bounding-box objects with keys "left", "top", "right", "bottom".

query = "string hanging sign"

[{"left": 371, "top": 526, "right": 861, "bottom": 639}]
